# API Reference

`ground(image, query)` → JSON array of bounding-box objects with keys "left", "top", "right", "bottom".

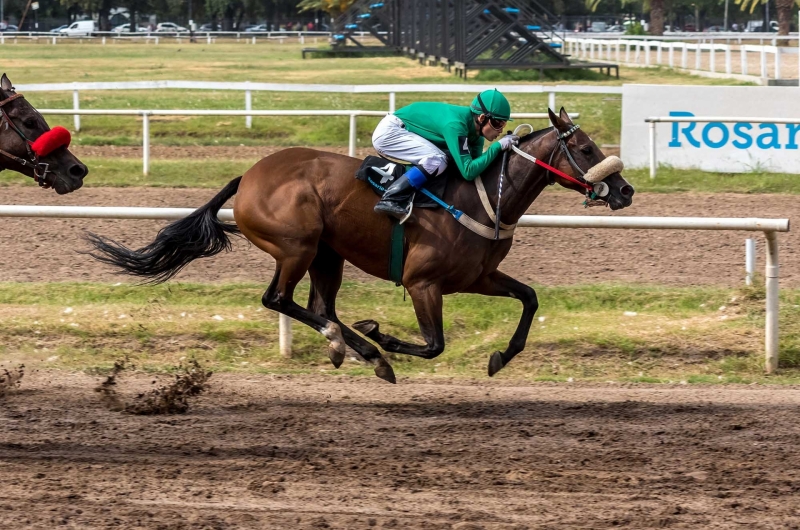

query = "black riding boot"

[{"left": 374, "top": 175, "right": 415, "bottom": 219}]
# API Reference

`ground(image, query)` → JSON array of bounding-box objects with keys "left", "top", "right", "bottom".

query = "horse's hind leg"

[
  {"left": 261, "top": 256, "right": 343, "bottom": 359},
  {"left": 307, "top": 243, "right": 395, "bottom": 382},
  {"left": 353, "top": 281, "right": 445, "bottom": 360}
]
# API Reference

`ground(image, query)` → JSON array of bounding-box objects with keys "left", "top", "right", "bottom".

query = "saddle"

[{"left": 355, "top": 155, "right": 448, "bottom": 208}]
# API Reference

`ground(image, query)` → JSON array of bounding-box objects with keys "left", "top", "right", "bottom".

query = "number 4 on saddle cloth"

[{"left": 355, "top": 155, "right": 449, "bottom": 210}]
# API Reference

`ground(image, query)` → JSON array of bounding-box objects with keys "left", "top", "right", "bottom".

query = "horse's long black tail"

[{"left": 85, "top": 176, "right": 242, "bottom": 284}]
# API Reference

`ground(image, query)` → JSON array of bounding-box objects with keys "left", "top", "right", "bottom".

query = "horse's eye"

[
  {"left": 23, "top": 118, "right": 37, "bottom": 128},
  {"left": 580, "top": 146, "right": 593, "bottom": 155}
]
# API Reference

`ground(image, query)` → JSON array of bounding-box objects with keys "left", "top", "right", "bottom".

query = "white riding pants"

[{"left": 371, "top": 114, "right": 449, "bottom": 177}]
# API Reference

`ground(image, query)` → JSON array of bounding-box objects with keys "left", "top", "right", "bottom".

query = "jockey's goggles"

[{"left": 487, "top": 117, "right": 507, "bottom": 131}]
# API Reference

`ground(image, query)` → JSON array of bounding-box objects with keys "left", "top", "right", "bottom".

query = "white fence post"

[
  {"left": 389, "top": 91, "right": 396, "bottom": 113},
  {"left": 681, "top": 44, "right": 687, "bottom": 68},
  {"left": 746, "top": 238, "right": 756, "bottom": 286},
  {"left": 765, "top": 231, "right": 779, "bottom": 373},
  {"left": 142, "top": 112, "right": 150, "bottom": 176},
  {"left": 615, "top": 40, "right": 620, "bottom": 62},
  {"left": 625, "top": 41, "right": 630, "bottom": 63},
  {"left": 725, "top": 45, "right": 732, "bottom": 74},
  {"left": 761, "top": 46, "right": 767, "bottom": 79},
  {"left": 668, "top": 43, "right": 674, "bottom": 68},
  {"left": 348, "top": 113, "right": 357, "bottom": 157},
  {"left": 741, "top": 47, "right": 748, "bottom": 75},
  {"left": 548, "top": 91, "right": 555, "bottom": 111},
  {"left": 245, "top": 83, "right": 252, "bottom": 129},
  {"left": 645, "top": 41, "right": 650, "bottom": 65},
  {"left": 774, "top": 47, "right": 781, "bottom": 79},
  {"left": 279, "top": 314, "right": 293, "bottom": 358},
  {"left": 710, "top": 46, "right": 716, "bottom": 72},
  {"left": 656, "top": 41, "right": 662, "bottom": 64},
  {"left": 649, "top": 121, "right": 656, "bottom": 179},
  {"left": 72, "top": 87, "right": 80, "bottom": 132},
  {"left": 696, "top": 44, "right": 701, "bottom": 70}
]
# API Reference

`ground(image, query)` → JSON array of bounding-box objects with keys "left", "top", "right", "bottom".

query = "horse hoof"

[
  {"left": 374, "top": 360, "right": 396, "bottom": 384},
  {"left": 488, "top": 351, "right": 505, "bottom": 377},
  {"left": 328, "top": 343, "right": 346, "bottom": 369},
  {"left": 353, "top": 319, "right": 379, "bottom": 336}
]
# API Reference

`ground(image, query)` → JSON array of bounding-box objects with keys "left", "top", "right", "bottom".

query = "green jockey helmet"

[{"left": 470, "top": 89, "right": 512, "bottom": 121}]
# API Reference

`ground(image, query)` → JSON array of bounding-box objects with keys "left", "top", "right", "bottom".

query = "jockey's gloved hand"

[{"left": 499, "top": 135, "right": 519, "bottom": 151}]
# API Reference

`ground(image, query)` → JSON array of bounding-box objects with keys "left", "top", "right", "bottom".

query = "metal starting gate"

[{"left": 329, "top": 0, "right": 618, "bottom": 78}]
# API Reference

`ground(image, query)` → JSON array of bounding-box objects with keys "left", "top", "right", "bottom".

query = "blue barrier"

[{"left": 484, "top": 7, "right": 519, "bottom": 14}]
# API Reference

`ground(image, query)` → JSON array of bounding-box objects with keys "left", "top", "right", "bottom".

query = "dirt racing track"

[{"left": 1, "top": 372, "right": 799, "bottom": 529}]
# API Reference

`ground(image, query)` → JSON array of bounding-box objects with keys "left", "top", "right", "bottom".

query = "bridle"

[
  {"left": 0, "top": 92, "right": 53, "bottom": 187},
  {"left": 510, "top": 124, "right": 610, "bottom": 204}
]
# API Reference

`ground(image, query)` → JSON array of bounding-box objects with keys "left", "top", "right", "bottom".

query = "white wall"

[{"left": 621, "top": 84, "right": 800, "bottom": 173}]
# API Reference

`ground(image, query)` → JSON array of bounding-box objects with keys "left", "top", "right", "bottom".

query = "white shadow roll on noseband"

[{"left": 584, "top": 156, "right": 624, "bottom": 183}]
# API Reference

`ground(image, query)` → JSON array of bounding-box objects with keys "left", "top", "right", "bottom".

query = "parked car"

[
  {"left": 683, "top": 23, "right": 696, "bottom": 32},
  {"left": 60, "top": 20, "right": 96, "bottom": 36},
  {"left": 606, "top": 24, "right": 624, "bottom": 32},
  {"left": 704, "top": 25, "right": 725, "bottom": 32},
  {"left": 156, "top": 22, "right": 187, "bottom": 32},
  {"left": 744, "top": 20, "right": 778, "bottom": 32},
  {"left": 244, "top": 24, "right": 267, "bottom": 32},
  {"left": 50, "top": 24, "right": 69, "bottom": 33},
  {"left": 112, "top": 23, "right": 149, "bottom": 33},
  {"left": 198, "top": 23, "right": 215, "bottom": 31},
  {"left": 0, "top": 24, "right": 18, "bottom": 32}
]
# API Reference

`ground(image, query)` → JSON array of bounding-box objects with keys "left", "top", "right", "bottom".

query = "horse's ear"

[
  {"left": 559, "top": 107, "right": 573, "bottom": 124},
  {"left": 1, "top": 74, "right": 13, "bottom": 92},
  {"left": 548, "top": 107, "right": 567, "bottom": 130}
]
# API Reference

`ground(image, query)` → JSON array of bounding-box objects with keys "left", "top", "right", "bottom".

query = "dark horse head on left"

[{"left": 0, "top": 74, "right": 87, "bottom": 194}]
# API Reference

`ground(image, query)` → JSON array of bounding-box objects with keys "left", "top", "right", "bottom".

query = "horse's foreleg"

[
  {"left": 307, "top": 243, "right": 395, "bottom": 382},
  {"left": 463, "top": 271, "right": 538, "bottom": 376},
  {"left": 353, "top": 282, "right": 445, "bottom": 360}
]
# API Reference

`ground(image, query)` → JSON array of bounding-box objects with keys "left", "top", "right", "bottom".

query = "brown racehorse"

[
  {"left": 0, "top": 74, "right": 87, "bottom": 193},
  {"left": 87, "top": 108, "right": 633, "bottom": 383}
]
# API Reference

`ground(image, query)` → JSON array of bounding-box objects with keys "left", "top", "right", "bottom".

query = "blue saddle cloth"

[{"left": 355, "top": 155, "right": 448, "bottom": 209}]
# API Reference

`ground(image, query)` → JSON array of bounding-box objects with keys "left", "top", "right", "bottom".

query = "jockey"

[{"left": 371, "top": 89, "right": 519, "bottom": 219}]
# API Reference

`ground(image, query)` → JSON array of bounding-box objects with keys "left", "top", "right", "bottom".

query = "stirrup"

[{"left": 399, "top": 192, "right": 415, "bottom": 225}]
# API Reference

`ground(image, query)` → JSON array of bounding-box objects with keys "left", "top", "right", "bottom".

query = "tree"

[
  {"left": 736, "top": 0, "right": 799, "bottom": 34},
  {"left": 297, "top": 0, "right": 355, "bottom": 23},
  {"left": 773, "top": 0, "right": 799, "bottom": 34}
]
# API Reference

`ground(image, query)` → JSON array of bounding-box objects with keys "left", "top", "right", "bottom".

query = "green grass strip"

[{"left": 1, "top": 281, "right": 798, "bottom": 383}]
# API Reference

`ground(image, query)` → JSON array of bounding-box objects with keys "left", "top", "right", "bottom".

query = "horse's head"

[
  {"left": 512, "top": 107, "right": 633, "bottom": 211},
  {"left": 0, "top": 74, "right": 87, "bottom": 194}
]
